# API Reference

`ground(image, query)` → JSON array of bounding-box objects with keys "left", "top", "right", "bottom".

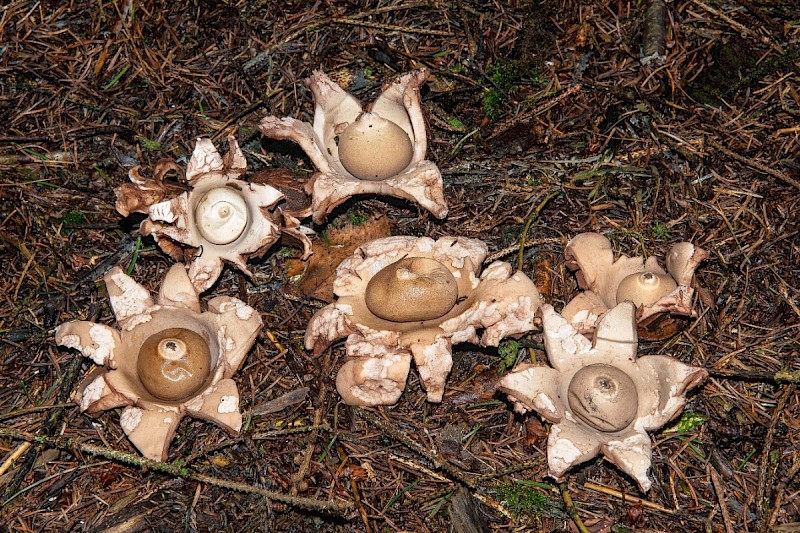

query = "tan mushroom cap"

[
  {"left": 365, "top": 257, "right": 459, "bottom": 322},
  {"left": 567, "top": 363, "right": 639, "bottom": 432},
  {"left": 139, "top": 137, "right": 287, "bottom": 292},
  {"left": 499, "top": 302, "right": 709, "bottom": 492},
  {"left": 338, "top": 113, "right": 414, "bottom": 181},
  {"left": 137, "top": 328, "right": 212, "bottom": 402},
  {"left": 194, "top": 187, "right": 249, "bottom": 245},
  {"left": 562, "top": 233, "right": 708, "bottom": 338},
  {"left": 56, "top": 264, "right": 263, "bottom": 462},
  {"left": 615, "top": 271, "right": 678, "bottom": 307},
  {"left": 259, "top": 70, "right": 448, "bottom": 223},
  {"left": 306, "top": 236, "right": 542, "bottom": 405}
]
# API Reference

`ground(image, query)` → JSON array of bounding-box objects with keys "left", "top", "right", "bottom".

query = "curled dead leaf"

[{"left": 285, "top": 214, "right": 392, "bottom": 302}]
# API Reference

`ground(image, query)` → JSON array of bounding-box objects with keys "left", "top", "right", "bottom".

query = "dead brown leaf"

[{"left": 285, "top": 213, "right": 391, "bottom": 302}]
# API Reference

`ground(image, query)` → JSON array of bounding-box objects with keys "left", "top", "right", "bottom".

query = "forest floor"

[{"left": 1, "top": 1, "right": 799, "bottom": 531}]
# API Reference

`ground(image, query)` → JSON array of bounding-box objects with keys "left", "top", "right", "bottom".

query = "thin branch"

[
  {"left": 0, "top": 428, "right": 352, "bottom": 515},
  {"left": 560, "top": 483, "right": 589, "bottom": 533},
  {"left": 757, "top": 385, "right": 796, "bottom": 525},
  {"left": 707, "top": 367, "right": 800, "bottom": 384},
  {"left": 641, "top": 0, "right": 666, "bottom": 65},
  {"left": 709, "top": 465, "right": 735, "bottom": 533},
  {"left": 355, "top": 409, "right": 477, "bottom": 488},
  {"left": 517, "top": 190, "right": 562, "bottom": 272},
  {"left": 330, "top": 17, "right": 454, "bottom": 37},
  {"left": 488, "top": 83, "right": 583, "bottom": 141},
  {"left": 583, "top": 482, "right": 675, "bottom": 514},
  {"left": 767, "top": 455, "right": 800, "bottom": 531},
  {"left": 706, "top": 139, "right": 800, "bottom": 191}
]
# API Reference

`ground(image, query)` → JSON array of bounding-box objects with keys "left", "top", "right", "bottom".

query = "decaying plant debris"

[{"left": 1, "top": 1, "right": 798, "bottom": 531}]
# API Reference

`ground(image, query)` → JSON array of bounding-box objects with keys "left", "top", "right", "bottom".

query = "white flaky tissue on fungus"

[
  {"left": 55, "top": 264, "right": 261, "bottom": 461},
  {"left": 499, "top": 302, "right": 707, "bottom": 491},
  {"left": 116, "top": 135, "right": 311, "bottom": 292},
  {"left": 260, "top": 69, "right": 447, "bottom": 224},
  {"left": 305, "top": 236, "right": 542, "bottom": 406},
  {"left": 561, "top": 232, "right": 708, "bottom": 339}
]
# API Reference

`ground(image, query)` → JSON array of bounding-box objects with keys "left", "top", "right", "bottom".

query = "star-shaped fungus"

[
  {"left": 260, "top": 69, "right": 448, "bottom": 224},
  {"left": 561, "top": 232, "right": 708, "bottom": 339},
  {"left": 117, "top": 135, "right": 311, "bottom": 292},
  {"left": 55, "top": 264, "right": 262, "bottom": 461},
  {"left": 305, "top": 236, "right": 541, "bottom": 406},
  {"left": 499, "top": 302, "right": 707, "bottom": 491}
]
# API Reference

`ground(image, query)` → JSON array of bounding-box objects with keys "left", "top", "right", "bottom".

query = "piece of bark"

[
  {"left": 641, "top": 0, "right": 666, "bottom": 65},
  {"left": 448, "top": 486, "right": 488, "bottom": 533}
]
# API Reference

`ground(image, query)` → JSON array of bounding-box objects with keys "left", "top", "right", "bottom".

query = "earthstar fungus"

[
  {"left": 55, "top": 264, "right": 262, "bottom": 461},
  {"left": 499, "top": 302, "right": 707, "bottom": 491},
  {"left": 561, "top": 232, "right": 708, "bottom": 339},
  {"left": 260, "top": 69, "right": 448, "bottom": 223},
  {"left": 115, "top": 159, "right": 184, "bottom": 217},
  {"left": 305, "top": 236, "right": 541, "bottom": 406},
  {"left": 117, "top": 136, "right": 311, "bottom": 292}
]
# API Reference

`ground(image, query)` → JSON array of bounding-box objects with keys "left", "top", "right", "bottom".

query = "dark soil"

[{"left": 1, "top": 1, "right": 799, "bottom": 531}]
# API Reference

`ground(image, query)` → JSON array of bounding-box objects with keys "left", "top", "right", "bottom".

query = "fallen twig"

[
  {"left": 330, "top": 17, "right": 454, "bottom": 37},
  {"left": 641, "top": 0, "right": 666, "bottom": 65},
  {"left": 0, "top": 442, "right": 31, "bottom": 478},
  {"left": 688, "top": 0, "right": 783, "bottom": 53},
  {"left": 583, "top": 481, "right": 675, "bottom": 514},
  {"left": 706, "top": 139, "right": 800, "bottom": 191},
  {"left": 517, "top": 190, "right": 562, "bottom": 272},
  {"left": 477, "top": 461, "right": 541, "bottom": 482},
  {"left": 757, "top": 385, "right": 796, "bottom": 527},
  {"left": 0, "top": 229, "right": 47, "bottom": 280},
  {"left": 355, "top": 409, "right": 477, "bottom": 488},
  {"left": 767, "top": 454, "right": 800, "bottom": 532},
  {"left": 251, "top": 424, "right": 331, "bottom": 439},
  {"left": 488, "top": 83, "right": 583, "bottom": 141},
  {"left": 351, "top": 477, "right": 373, "bottom": 533},
  {"left": 560, "top": 483, "right": 589, "bottom": 533},
  {"left": 707, "top": 367, "right": 800, "bottom": 384},
  {"left": 709, "top": 464, "right": 735, "bottom": 533},
  {"left": 0, "top": 428, "right": 352, "bottom": 514},
  {"left": 484, "top": 237, "right": 562, "bottom": 264},
  {"left": 0, "top": 125, "right": 134, "bottom": 145},
  {"left": 0, "top": 403, "right": 74, "bottom": 423}
]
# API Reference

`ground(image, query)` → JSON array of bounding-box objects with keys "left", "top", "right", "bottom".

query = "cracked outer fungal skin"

[
  {"left": 499, "top": 302, "right": 707, "bottom": 491},
  {"left": 561, "top": 233, "right": 709, "bottom": 339},
  {"left": 305, "top": 236, "right": 542, "bottom": 406},
  {"left": 120, "top": 135, "right": 311, "bottom": 292},
  {"left": 55, "top": 264, "right": 262, "bottom": 461},
  {"left": 115, "top": 159, "right": 183, "bottom": 217},
  {"left": 259, "top": 69, "right": 448, "bottom": 224}
]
